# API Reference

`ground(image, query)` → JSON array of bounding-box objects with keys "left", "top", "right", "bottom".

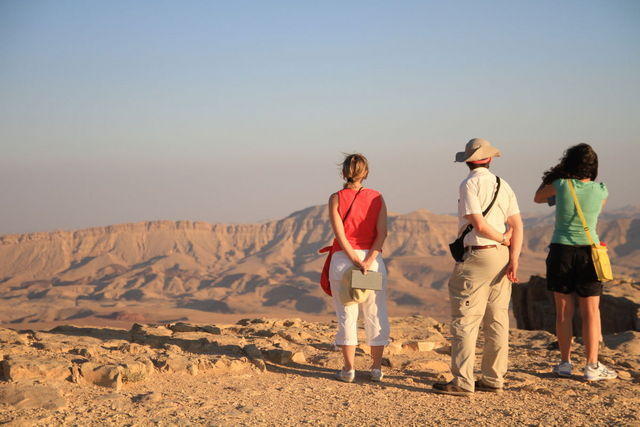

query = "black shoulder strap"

[
  {"left": 482, "top": 176, "right": 501, "bottom": 216},
  {"left": 458, "top": 176, "right": 501, "bottom": 239}
]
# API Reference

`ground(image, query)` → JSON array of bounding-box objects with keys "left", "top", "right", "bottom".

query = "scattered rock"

[
  {"left": 283, "top": 319, "right": 302, "bottom": 328},
  {"left": 386, "top": 341, "right": 404, "bottom": 355},
  {"left": 308, "top": 353, "right": 343, "bottom": 369},
  {"left": 167, "top": 322, "right": 199, "bottom": 333},
  {"left": 163, "top": 344, "right": 183, "bottom": 353},
  {"left": 278, "top": 329, "right": 312, "bottom": 344},
  {"left": 209, "top": 356, "right": 251, "bottom": 374},
  {"left": 69, "top": 346, "right": 98, "bottom": 359},
  {"left": 264, "top": 349, "right": 293, "bottom": 365},
  {"left": 70, "top": 365, "right": 82, "bottom": 383},
  {"left": 382, "top": 356, "right": 406, "bottom": 369},
  {"left": 133, "top": 391, "right": 162, "bottom": 403},
  {"left": 237, "top": 318, "right": 268, "bottom": 326},
  {"left": 187, "top": 363, "right": 199, "bottom": 375},
  {"left": 436, "top": 372, "right": 454, "bottom": 383},
  {"left": 522, "top": 384, "right": 555, "bottom": 396},
  {"left": 31, "top": 340, "right": 74, "bottom": 353},
  {"left": 435, "top": 345, "right": 452, "bottom": 355},
  {"left": 403, "top": 341, "right": 432, "bottom": 352},
  {"left": 116, "top": 342, "right": 148, "bottom": 355},
  {"left": 199, "top": 325, "right": 222, "bottom": 335},
  {"left": 291, "top": 351, "right": 306, "bottom": 364},
  {"left": 404, "top": 359, "right": 450, "bottom": 374},
  {"left": 617, "top": 370, "right": 632, "bottom": 380}
]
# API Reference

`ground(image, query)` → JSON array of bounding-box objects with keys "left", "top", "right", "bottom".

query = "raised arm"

[
  {"left": 534, "top": 183, "right": 556, "bottom": 204},
  {"left": 328, "top": 193, "right": 364, "bottom": 270},
  {"left": 505, "top": 213, "right": 523, "bottom": 283},
  {"left": 361, "top": 196, "right": 388, "bottom": 273}
]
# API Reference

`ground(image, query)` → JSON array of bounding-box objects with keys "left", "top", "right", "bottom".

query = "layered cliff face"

[
  {"left": 512, "top": 276, "right": 640, "bottom": 335},
  {"left": 1, "top": 206, "right": 638, "bottom": 326}
]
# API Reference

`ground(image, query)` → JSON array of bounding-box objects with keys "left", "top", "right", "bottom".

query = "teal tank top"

[{"left": 551, "top": 178, "right": 608, "bottom": 246}]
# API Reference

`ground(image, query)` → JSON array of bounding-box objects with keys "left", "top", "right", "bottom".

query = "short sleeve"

[
  {"left": 460, "top": 180, "right": 482, "bottom": 215},
  {"left": 599, "top": 182, "right": 608, "bottom": 200},
  {"left": 506, "top": 184, "right": 520, "bottom": 217},
  {"left": 552, "top": 178, "right": 563, "bottom": 192}
]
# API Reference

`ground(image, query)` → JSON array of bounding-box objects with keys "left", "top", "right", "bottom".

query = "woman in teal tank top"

[{"left": 534, "top": 143, "right": 616, "bottom": 382}]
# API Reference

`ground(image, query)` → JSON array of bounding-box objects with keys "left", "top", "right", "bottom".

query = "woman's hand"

[
  {"left": 360, "top": 257, "right": 375, "bottom": 274},
  {"left": 348, "top": 253, "right": 365, "bottom": 272},
  {"left": 506, "top": 259, "right": 519, "bottom": 283}
]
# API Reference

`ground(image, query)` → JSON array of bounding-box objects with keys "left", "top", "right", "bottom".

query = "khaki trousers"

[{"left": 448, "top": 245, "right": 511, "bottom": 392}]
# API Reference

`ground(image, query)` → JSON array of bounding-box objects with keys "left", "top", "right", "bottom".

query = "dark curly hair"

[{"left": 542, "top": 143, "right": 598, "bottom": 185}]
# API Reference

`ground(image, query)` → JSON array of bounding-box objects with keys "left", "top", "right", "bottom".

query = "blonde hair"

[{"left": 340, "top": 153, "right": 369, "bottom": 188}]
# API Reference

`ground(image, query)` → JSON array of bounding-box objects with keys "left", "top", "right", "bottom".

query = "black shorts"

[{"left": 546, "top": 243, "right": 602, "bottom": 297}]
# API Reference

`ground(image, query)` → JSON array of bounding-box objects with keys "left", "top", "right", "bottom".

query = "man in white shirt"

[{"left": 433, "top": 138, "right": 523, "bottom": 396}]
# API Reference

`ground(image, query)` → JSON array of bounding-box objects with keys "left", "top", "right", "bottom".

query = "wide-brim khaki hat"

[
  {"left": 454, "top": 138, "right": 502, "bottom": 163},
  {"left": 338, "top": 266, "right": 372, "bottom": 306}
]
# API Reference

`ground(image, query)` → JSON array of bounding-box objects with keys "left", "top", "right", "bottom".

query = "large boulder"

[
  {"left": 79, "top": 362, "right": 123, "bottom": 390},
  {"left": 0, "top": 329, "right": 29, "bottom": 346},
  {"left": 129, "top": 323, "right": 173, "bottom": 347},
  {"left": 0, "top": 383, "right": 66, "bottom": 410},
  {"left": 1, "top": 355, "right": 71, "bottom": 382},
  {"left": 511, "top": 276, "right": 557, "bottom": 333},
  {"left": 512, "top": 276, "right": 639, "bottom": 335},
  {"left": 242, "top": 344, "right": 267, "bottom": 371}
]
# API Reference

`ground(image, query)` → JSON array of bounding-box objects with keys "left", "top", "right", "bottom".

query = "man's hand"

[
  {"left": 506, "top": 260, "right": 519, "bottom": 283},
  {"left": 501, "top": 228, "right": 513, "bottom": 247}
]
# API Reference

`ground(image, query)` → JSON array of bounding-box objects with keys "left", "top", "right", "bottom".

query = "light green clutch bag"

[{"left": 350, "top": 269, "right": 383, "bottom": 291}]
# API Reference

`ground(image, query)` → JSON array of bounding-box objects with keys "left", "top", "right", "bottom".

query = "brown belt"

[{"left": 468, "top": 245, "right": 498, "bottom": 250}]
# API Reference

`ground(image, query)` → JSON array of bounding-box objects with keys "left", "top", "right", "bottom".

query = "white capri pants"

[{"left": 329, "top": 249, "right": 390, "bottom": 346}]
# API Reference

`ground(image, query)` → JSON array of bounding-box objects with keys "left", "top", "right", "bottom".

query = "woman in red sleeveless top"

[{"left": 327, "top": 153, "right": 389, "bottom": 383}]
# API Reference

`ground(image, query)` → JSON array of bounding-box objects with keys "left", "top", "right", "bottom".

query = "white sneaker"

[
  {"left": 336, "top": 369, "right": 355, "bottom": 383},
  {"left": 370, "top": 369, "right": 383, "bottom": 382},
  {"left": 584, "top": 363, "right": 617, "bottom": 381},
  {"left": 553, "top": 361, "right": 573, "bottom": 377}
]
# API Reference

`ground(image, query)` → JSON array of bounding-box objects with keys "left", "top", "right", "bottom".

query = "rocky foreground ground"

[{"left": 0, "top": 316, "right": 639, "bottom": 426}]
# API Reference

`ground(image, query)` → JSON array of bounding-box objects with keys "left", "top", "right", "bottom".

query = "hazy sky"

[{"left": 1, "top": 1, "right": 639, "bottom": 234}]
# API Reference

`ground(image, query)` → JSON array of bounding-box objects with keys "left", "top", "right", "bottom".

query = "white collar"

[{"left": 468, "top": 167, "right": 493, "bottom": 178}]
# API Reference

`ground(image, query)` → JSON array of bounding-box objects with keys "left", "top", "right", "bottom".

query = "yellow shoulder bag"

[{"left": 567, "top": 179, "right": 613, "bottom": 282}]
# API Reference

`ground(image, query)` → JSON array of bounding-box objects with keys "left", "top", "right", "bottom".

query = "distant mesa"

[{"left": 0, "top": 205, "right": 638, "bottom": 327}]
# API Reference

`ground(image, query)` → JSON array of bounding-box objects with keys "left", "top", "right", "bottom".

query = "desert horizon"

[{"left": 1, "top": 203, "right": 639, "bottom": 332}]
